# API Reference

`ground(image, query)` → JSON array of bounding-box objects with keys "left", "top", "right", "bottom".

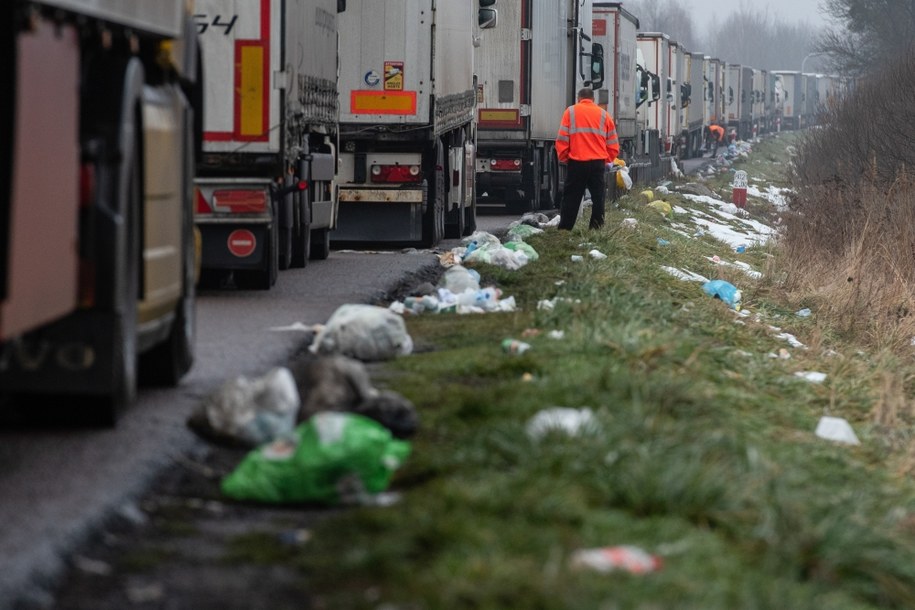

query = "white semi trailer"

[
  {"left": 193, "top": 0, "right": 340, "bottom": 290},
  {"left": 474, "top": 0, "right": 603, "bottom": 213},
  {"left": 334, "top": 0, "right": 477, "bottom": 245}
]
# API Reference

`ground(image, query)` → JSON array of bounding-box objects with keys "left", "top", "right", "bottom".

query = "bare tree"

[
  {"left": 629, "top": 0, "right": 821, "bottom": 71},
  {"left": 817, "top": 0, "right": 915, "bottom": 76},
  {"left": 628, "top": 0, "right": 698, "bottom": 50}
]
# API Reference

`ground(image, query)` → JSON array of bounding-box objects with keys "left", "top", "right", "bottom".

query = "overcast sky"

[{"left": 687, "top": 0, "right": 829, "bottom": 33}]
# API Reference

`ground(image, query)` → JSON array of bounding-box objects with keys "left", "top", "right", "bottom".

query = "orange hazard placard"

[{"left": 384, "top": 61, "right": 404, "bottom": 91}]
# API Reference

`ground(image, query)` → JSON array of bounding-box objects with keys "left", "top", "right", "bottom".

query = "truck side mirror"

[
  {"left": 479, "top": 0, "right": 497, "bottom": 29},
  {"left": 337, "top": 0, "right": 345, "bottom": 12},
  {"left": 680, "top": 83, "right": 691, "bottom": 108},
  {"left": 479, "top": 8, "right": 497, "bottom": 28},
  {"left": 590, "top": 43, "right": 605, "bottom": 90},
  {"left": 636, "top": 65, "right": 649, "bottom": 107},
  {"left": 651, "top": 74, "right": 661, "bottom": 102}
]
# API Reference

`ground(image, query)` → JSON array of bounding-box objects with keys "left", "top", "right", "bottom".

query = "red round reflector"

[{"left": 227, "top": 229, "right": 257, "bottom": 258}]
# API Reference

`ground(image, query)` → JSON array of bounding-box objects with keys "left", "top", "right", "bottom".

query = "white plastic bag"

[
  {"left": 193, "top": 367, "right": 300, "bottom": 447},
  {"left": 815, "top": 416, "right": 860, "bottom": 445},
  {"left": 310, "top": 304, "right": 413, "bottom": 361}
]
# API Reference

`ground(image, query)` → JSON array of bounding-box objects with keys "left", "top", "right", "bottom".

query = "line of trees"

[{"left": 626, "top": 0, "right": 821, "bottom": 71}]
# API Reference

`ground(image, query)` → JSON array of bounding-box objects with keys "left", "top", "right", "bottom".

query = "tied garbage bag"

[
  {"left": 310, "top": 304, "right": 413, "bottom": 361},
  {"left": 648, "top": 200, "right": 672, "bottom": 216},
  {"left": 702, "top": 280, "right": 741, "bottom": 310},
  {"left": 221, "top": 412, "right": 412, "bottom": 505},
  {"left": 504, "top": 240, "right": 539, "bottom": 262},
  {"left": 188, "top": 367, "right": 300, "bottom": 449}
]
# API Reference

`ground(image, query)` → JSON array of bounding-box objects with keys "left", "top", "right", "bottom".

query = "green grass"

[{"left": 300, "top": 136, "right": 915, "bottom": 609}]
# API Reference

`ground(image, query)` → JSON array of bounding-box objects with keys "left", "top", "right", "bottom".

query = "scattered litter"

[
  {"left": 277, "top": 529, "right": 313, "bottom": 547},
  {"left": 188, "top": 367, "right": 300, "bottom": 449},
  {"left": 310, "top": 304, "right": 413, "bottom": 361},
  {"left": 815, "top": 416, "right": 860, "bottom": 446},
  {"left": 571, "top": 255, "right": 584, "bottom": 262},
  {"left": 521, "top": 372, "right": 535, "bottom": 382},
  {"left": 570, "top": 546, "right": 663, "bottom": 575},
  {"left": 735, "top": 244, "right": 747, "bottom": 254},
  {"left": 796, "top": 308, "right": 812, "bottom": 318},
  {"left": 125, "top": 582, "right": 165, "bottom": 604},
  {"left": 547, "top": 330, "right": 565, "bottom": 340},
  {"left": 588, "top": 249, "right": 607, "bottom": 260},
  {"left": 711, "top": 255, "right": 721, "bottom": 263},
  {"left": 521, "top": 328, "right": 542, "bottom": 338},
  {"left": 526, "top": 407, "right": 597, "bottom": 440},
  {"left": 221, "top": 412, "right": 411, "bottom": 505},
  {"left": 73, "top": 556, "right": 113, "bottom": 577},
  {"left": 621, "top": 218, "right": 639, "bottom": 229},
  {"left": 662, "top": 267, "right": 710, "bottom": 283},
  {"left": 537, "top": 297, "right": 580, "bottom": 311},
  {"left": 767, "top": 348, "right": 792, "bottom": 359},
  {"left": 269, "top": 321, "right": 318, "bottom": 333},
  {"left": 656, "top": 238, "right": 670, "bottom": 246},
  {"left": 795, "top": 371, "right": 827, "bottom": 384},
  {"left": 502, "top": 339, "right": 532, "bottom": 355},
  {"left": 702, "top": 280, "right": 742, "bottom": 310},
  {"left": 775, "top": 332, "right": 806, "bottom": 348},
  {"left": 639, "top": 190, "right": 654, "bottom": 203},
  {"left": 648, "top": 200, "right": 672, "bottom": 216}
]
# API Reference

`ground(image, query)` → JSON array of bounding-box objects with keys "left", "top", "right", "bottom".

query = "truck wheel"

[
  {"left": 463, "top": 200, "right": 477, "bottom": 236},
  {"left": 310, "top": 227, "right": 330, "bottom": 260},
  {"left": 140, "top": 206, "right": 195, "bottom": 386},
  {"left": 139, "top": 275, "right": 194, "bottom": 386},
  {"left": 422, "top": 142, "right": 445, "bottom": 247},
  {"left": 96, "top": 123, "right": 141, "bottom": 425},
  {"left": 290, "top": 194, "right": 310, "bottom": 267},
  {"left": 541, "top": 146, "right": 560, "bottom": 210},
  {"left": 278, "top": 226, "right": 292, "bottom": 270},
  {"left": 444, "top": 202, "right": 465, "bottom": 239}
]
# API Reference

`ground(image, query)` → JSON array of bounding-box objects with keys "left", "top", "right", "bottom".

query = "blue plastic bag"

[{"left": 702, "top": 280, "right": 741, "bottom": 310}]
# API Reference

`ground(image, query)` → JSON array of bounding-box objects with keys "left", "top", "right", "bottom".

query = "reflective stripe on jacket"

[{"left": 555, "top": 98, "right": 620, "bottom": 163}]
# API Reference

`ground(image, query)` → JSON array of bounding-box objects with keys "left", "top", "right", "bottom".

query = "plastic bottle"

[
  {"left": 463, "top": 240, "right": 479, "bottom": 258},
  {"left": 501, "top": 338, "right": 531, "bottom": 355}
]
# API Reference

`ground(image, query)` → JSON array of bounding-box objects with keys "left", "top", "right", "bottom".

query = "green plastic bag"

[
  {"left": 221, "top": 412, "right": 411, "bottom": 505},
  {"left": 503, "top": 240, "right": 539, "bottom": 261}
]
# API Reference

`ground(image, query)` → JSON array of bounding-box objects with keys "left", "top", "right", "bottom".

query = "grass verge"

[{"left": 302, "top": 135, "right": 915, "bottom": 609}]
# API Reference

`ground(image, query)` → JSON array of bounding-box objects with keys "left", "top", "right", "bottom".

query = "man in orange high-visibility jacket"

[
  {"left": 555, "top": 88, "right": 620, "bottom": 230},
  {"left": 707, "top": 123, "right": 725, "bottom": 156}
]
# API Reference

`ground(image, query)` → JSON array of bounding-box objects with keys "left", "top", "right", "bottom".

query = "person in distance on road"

[
  {"left": 555, "top": 88, "right": 620, "bottom": 231},
  {"left": 706, "top": 123, "right": 725, "bottom": 157}
]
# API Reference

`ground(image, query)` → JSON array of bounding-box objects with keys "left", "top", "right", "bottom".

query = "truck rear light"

[
  {"left": 370, "top": 164, "right": 422, "bottom": 183},
  {"left": 212, "top": 189, "right": 268, "bottom": 213},
  {"left": 490, "top": 159, "right": 522, "bottom": 171},
  {"left": 79, "top": 165, "right": 95, "bottom": 208},
  {"left": 78, "top": 260, "right": 96, "bottom": 308},
  {"left": 195, "top": 188, "right": 210, "bottom": 214}
]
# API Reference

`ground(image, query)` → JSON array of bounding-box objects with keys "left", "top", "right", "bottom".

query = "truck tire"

[
  {"left": 541, "top": 146, "right": 560, "bottom": 210},
  {"left": 96, "top": 110, "right": 142, "bottom": 425},
  {"left": 290, "top": 192, "right": 310, "bottom": 268},
  {"left": 310, "top": 227, "right": 331, "bottom": 260},
  {"left": 422, "top": 142, "right": 445, "bottom": 247},
  {"left": 278, "top": 225, "right": 292, "bottom": 270},
  {"left": 140, "top": 131, "right": 196, "bottom": 387}
]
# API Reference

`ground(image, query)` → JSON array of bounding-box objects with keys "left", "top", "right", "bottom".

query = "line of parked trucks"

[{"left": 1, "top": 0, "right": 849, "bottom": 419}]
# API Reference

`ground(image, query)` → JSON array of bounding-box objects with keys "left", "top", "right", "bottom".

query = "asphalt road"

[{"left": 0, "top": 214, "right": 515, "bottom": 608}]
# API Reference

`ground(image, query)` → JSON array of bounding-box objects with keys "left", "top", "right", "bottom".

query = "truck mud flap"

[
  {"left": 197, "top": 223, "right": 270, "bottom": 271},
  {"left": 332, "top": 187, "right": 426, "bottom": 244}
]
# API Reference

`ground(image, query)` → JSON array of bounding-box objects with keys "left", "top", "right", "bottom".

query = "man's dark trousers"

[{"left": 558, "top": 159, "right": 607, "bottom": 230}]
